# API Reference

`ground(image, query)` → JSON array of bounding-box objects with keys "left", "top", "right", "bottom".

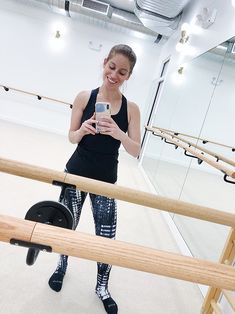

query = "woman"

[{"left": 49, "top": 44, "right": 141, "bottom": 314}]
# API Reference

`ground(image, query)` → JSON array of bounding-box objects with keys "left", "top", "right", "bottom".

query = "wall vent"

[{"left": 81, "top": 0, "right": 111, "bottom": 16}]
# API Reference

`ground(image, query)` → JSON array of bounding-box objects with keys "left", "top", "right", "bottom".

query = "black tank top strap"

[
  {"left": 81, "top": 87, "right": 99, "bottom": 123},
  {"left": 112, "top": 94, "right": 128, "bottom": 133}
]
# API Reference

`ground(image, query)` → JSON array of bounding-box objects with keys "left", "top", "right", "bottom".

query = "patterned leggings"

[{"left": 56, "top": 185, "right": 117, "bottom": 300}]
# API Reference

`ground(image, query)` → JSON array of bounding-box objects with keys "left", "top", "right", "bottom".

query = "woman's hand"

[
  {"left": 98, "top": 116, "right": 124, "bottom": 140},
  {"left": 79, "top": 113, "right": 97, "bottom": 136}
]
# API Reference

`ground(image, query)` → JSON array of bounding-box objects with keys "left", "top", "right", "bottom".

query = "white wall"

[{"left": 0, "top": 0, "right": 161, "bottom": 135}]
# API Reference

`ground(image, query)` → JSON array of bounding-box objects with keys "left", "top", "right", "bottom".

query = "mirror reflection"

[{"left": 141, "top": 37, "right": 235, "bottom": 261}]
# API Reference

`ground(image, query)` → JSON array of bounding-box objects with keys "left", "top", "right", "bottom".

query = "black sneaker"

[
  {"left": 48, "top": 270, "right": 65, "bottom": 292},
  {"left": 102, "top": 297, "right": 118, "bottom": 314}
]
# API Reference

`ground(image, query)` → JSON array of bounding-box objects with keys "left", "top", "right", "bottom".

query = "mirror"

[{"left": 141, "top": 37, "right": 235, "bottom": 261}]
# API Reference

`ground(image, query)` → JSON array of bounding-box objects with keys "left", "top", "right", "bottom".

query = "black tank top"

[{"left": 66, "top": 87, "right": 128, "bottom": 183}]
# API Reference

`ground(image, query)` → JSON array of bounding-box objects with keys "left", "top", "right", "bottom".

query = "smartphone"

[{"left": 95, "top": 102, "right": 111, "bottom": 133}]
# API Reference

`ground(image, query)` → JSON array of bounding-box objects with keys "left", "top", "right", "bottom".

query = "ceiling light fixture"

[
  {"left": 55, "top": 30, "right": 61, "bottom": 38},
  {"left": 175, "top": 23, "right": 190, "bottom": 52},
  {"left": 178, "top": 66, "right": 184, "bottom": 74}
]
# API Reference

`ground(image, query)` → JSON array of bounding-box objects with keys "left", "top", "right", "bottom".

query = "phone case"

[{"left": 95, "top": 102, "right": 111, "bottom": 133}]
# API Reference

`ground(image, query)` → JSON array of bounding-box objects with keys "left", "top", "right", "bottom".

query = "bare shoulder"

[
  {"left": 73, "top": 90, "right": 91, "bottom": 110},
  {"left": 127, "top": 100, "right": 140, "bottom": 111},
  {"left": 127, "top": 100, "right": 140, "bottom": 120}
]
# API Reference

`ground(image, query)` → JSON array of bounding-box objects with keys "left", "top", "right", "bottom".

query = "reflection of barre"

[
  {"left": 1, "top": 214, "right": 235, "bottom": 290},
  {"left": 147, "top": 127, "right": 235, "bottom": 180},
  {"left": 0, "top": 157, "right": 235, "bottom": 227},
  {"left": 155, "top": 126, "right": 235, "bottom": 168},
  {"left": 152, "top": 125, "right": 235, "bottom": 151}
]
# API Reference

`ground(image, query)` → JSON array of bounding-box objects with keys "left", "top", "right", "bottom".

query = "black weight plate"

[{"left": 25, "top": 200, "right": 74, "bottom": 229}]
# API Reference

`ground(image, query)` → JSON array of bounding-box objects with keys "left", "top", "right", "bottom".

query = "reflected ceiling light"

[
  {"left": 49, "top": 22, "right": 67, "bottom": 52},
  {"left": 177, "top": 66, "right": 184, "bottom": 74},
  {"left": 49, "top": 36, "right": 65, "bottom": 52},
  {"left": 175, "top": 24, "right": 189, "bottom": 53},
  {"left": 232, "top": 0, "right": 235, "bottom": 7},
  {"left": 181, "top": 22, "right": 191, "bottom": 34},
  {"left": 175, "top": 42, "right": 184, "bottom": 52},
  {"left": 175, "top": 30, "right": 189, "bottom": 52},
  {"left": 179, "top": 30, "right": 189, "bottom": 44},
  {"left": 55, "top": 30, "right": 61, "bottom": 39},
  {"left": 51, "top": 21, "right": 67, "bottom": 37}
]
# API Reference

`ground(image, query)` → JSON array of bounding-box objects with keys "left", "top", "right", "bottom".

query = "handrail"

[
  {"left": 0, "top": 84, "right": 73, "bottom": 108},
  {"left": 154, "top": 126, "right": 235, "bottom": 168},
  {"left": 152, "top": 125, "right": 235, "bottom": 151},
  {"left": 146, "top": 126, "right": 235, "bottom": 181},
  {"left": 1, "top": 214, "right": 235, "bottom": 290},
  {"left": 0, "top": 156, "right": 235, "bottom": 227}
]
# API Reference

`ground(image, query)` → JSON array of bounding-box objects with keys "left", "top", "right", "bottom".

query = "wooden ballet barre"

[
  {"left": 147, "top": 126, "right": 235, "bottom": 180},
  {"left": 152, "top": 125, "right": 235, "bottom": 151},
  {"left": 154, "top": 126, "right": 235, "bottom": 168},
  {"left": 222, "top": 290, "right": 235, "bottom": 311},
  {"left": 210, "top": 300, "right": 222, "bottom": 313},
  {"left": 1, "top": 214, "right": 235, "bottom": 290},
  {"left": 1, "top": 156, "right": 235, "bottom": 228},
  {"left": 201, "top": 229, "right": 235, "bottom": 313},
  {"left": 0, "top": 84, "right": 72, "bottom": 107}
]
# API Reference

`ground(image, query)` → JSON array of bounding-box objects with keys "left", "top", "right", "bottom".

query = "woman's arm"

[
  {"left": 68, "top": 90, "right": 97, "bottom": 144},
  {"left": 120, "top": 101, "right": 141, "bottom": 157}
]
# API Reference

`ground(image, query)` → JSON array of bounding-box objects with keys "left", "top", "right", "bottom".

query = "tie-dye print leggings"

[{"left": 56, "top": 184, "right": 117, "bottom": 300}]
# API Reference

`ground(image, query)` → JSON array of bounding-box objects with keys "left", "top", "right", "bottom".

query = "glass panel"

[
  {"left": 142, "top": 38, "right": 234, "bottom": 261},
  {"left": 173, "top": 38, "right": 234, "bottom": 261}
]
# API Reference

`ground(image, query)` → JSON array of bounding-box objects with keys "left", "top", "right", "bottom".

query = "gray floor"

[{"left": 0, "top": 120, "right": 203, "bottom": 314}]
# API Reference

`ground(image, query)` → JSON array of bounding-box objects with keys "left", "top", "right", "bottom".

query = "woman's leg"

[
  {"left": 48, "top": 186, "right": 87, "bottom": 292},
  {"left": 90, "top": 193, "right": 118, "bottom": 313}
]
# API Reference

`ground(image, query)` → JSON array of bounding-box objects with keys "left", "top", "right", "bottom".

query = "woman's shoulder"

[
  {"left": 73, "top": 90, "right": 91, "bottom": 109},
  {"left": 127, "top": 100, "right": 140, "bottom": 113},
  {"left": 75, "top": 90, "right": 91, "bottom": 102},
  {"left": 126, "top": 100, "right": 140, "bottom": 122}
]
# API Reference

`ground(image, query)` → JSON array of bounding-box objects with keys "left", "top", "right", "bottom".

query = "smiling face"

[{"left": 102, "top": 53, "right": 131, "bottom": 90}]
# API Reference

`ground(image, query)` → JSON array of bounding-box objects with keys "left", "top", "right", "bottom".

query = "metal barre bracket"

[
  {"left": 223, "top": 174, "right": 235, "bottom": 185},
  {"left": 10, "top": 239, "right": 52, "bottom": 252},
  {"left": 164, "top": 138, "right": 178, "bottom": 149},
  {"left": 184, "top": 150, "right": 203, "bottom": 164},
  {"left": 52, "top": 180, "right": 76, "bottom": 189},
  {"left": 151, "top": 132, "right": 163, "bottom": 140}
]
